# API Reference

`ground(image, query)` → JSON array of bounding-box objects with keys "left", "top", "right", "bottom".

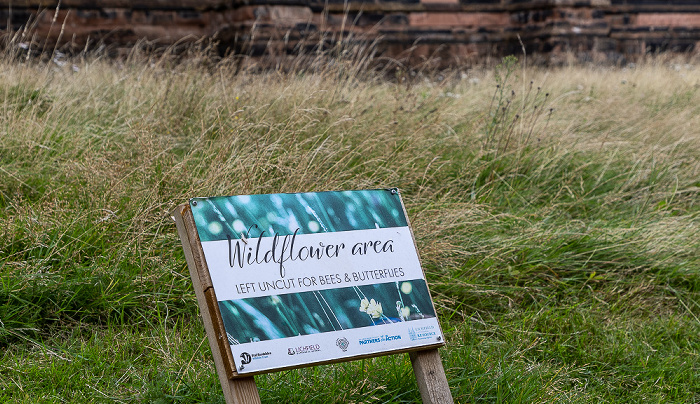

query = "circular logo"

[
  {"left": 336, "top": 337, "right": 350, "bottom": 352},
  {"left": 240, "top": 352, "right": 252, "bottom": 365},
  {"left": 287, "top": 348, "right": 295, "bottom": 355}
]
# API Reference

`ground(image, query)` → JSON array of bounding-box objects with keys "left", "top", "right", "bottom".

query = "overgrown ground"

[{"left": 0, "top": 51, "right": 699, "bottom": 403}]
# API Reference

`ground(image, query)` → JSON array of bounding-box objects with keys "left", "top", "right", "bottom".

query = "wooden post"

[
  {"left": 172, "top": 203, "right": 262, "bottom": 404},
  {"left": 410, "top": 349, "right": 454, "bottom": 404}
]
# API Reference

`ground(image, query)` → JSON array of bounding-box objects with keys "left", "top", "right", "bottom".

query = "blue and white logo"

[
  {"left": 408, "top": 326, "right": 436, "bottom": 341},
  {"left": 359, "top": 334, "right": 401, "bottom": 345}
]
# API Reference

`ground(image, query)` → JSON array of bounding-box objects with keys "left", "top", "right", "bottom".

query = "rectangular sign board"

[{"left": 189, "top": 189, "right": 444, "bottom": 375}]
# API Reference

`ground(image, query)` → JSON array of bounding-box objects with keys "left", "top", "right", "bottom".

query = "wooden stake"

[
  {"left": 409, "top": 349, "right": 454, "bottom": 404},
  {"left": 172, "top": 203, "right": 261, "bottom": 404}
]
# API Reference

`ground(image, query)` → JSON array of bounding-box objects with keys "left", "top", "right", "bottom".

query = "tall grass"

[{"left": 0, "top": 48, "right": 698, "bottom": 402}]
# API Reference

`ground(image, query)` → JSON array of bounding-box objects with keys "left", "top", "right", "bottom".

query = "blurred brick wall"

[{"left": 2, "top": 0, "right": 700, "bottom": 64}]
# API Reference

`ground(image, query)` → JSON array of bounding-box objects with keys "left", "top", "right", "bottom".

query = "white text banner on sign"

[
  {"left": 190, "top": 189, "right": 444, "bottom": 374},
  {"left": 202, "top": 228, "right": 423, "bottom": 300}
]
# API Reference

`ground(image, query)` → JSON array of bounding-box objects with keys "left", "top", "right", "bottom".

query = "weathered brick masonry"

[{"left": 2, "top": 0, "right": 700, "bottom": 64}]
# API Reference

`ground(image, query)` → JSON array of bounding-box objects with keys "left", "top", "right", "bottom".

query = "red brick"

[
  {"left": 636, "top": 13, "right": 700, "bottom": 28},
  {"left": 409, "top": 12, "right": 509, "bottom": 27}
]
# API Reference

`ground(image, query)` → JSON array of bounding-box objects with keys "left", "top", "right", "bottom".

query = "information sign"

[{"left": 188, "top": 189, "right": 444, "bottom": 374}]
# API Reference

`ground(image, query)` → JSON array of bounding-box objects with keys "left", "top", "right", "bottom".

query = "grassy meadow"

[{"left": 0, "top": 50, "right": 699, "bottom": 403}]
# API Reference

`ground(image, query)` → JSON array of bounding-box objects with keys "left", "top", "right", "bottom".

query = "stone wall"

[{"left": 2, "top": 0, "right": 700, "bottom": 64}]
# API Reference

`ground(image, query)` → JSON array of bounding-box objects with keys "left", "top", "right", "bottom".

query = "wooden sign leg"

[
  {"left": 222, "top": 377, "right": 261, "bottom": 404},
  {"left": 172, "top": 204, "right": 261, "bottom": 404},
  {"left": 409, "top": 349, "right": 454, "bottom": 404}
]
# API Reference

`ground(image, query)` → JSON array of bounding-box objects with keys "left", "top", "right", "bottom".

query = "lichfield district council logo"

[
  {"left": 336, "top": 337, "right": 350, "bottom": 352},
  {"left": 358, "top": 334, "right": 401, "bottom": 345},
  {"left": 287, "top": 344, "right": 321, "bottom": 355}
]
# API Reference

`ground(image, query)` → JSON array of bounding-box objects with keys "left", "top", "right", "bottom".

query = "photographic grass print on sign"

[
  {"left": 190, "top": 189, "right": 408, "bottom": 242},
  {"left": 218, "top": 279, "right": 437, "bottom": 344}
]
